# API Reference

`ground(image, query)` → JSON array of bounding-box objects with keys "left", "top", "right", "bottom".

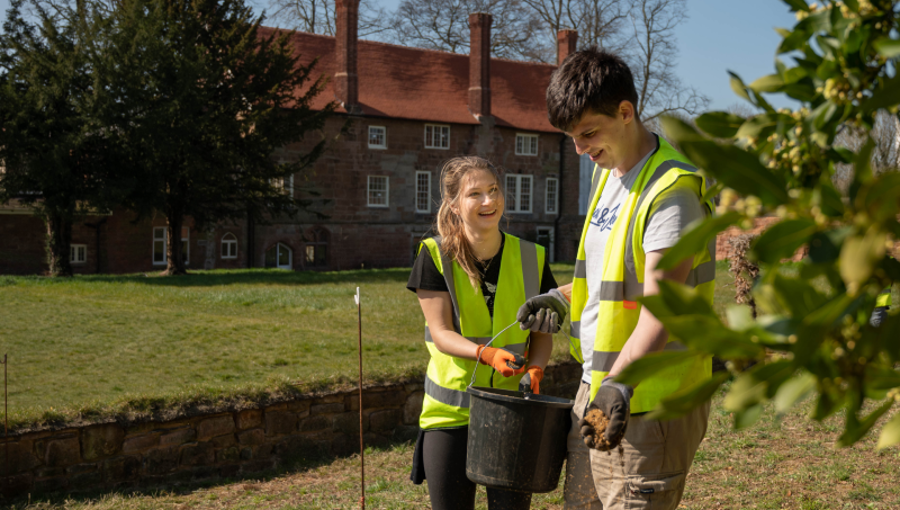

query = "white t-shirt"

[{"left": 579, "top": 138, "right": 706, "bottom": 382}]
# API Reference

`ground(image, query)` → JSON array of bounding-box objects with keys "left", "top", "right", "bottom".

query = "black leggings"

[{"left": 423, "top": 427, "right": 532, "bottom": 510}]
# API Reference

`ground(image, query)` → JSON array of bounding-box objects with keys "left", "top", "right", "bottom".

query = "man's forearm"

[{"left": 557, "top": 282, "right": 573, "bottom": 302}]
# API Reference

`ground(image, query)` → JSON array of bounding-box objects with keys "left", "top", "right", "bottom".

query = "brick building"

[{"left": 0, "top": 1, "right": 589, "bottom": 275}]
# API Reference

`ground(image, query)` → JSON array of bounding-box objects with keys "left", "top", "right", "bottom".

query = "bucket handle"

[
  {"left": 468, "top": 319, "right": 579, "bottom": 390},
  {"left": 469, "top": 320, "right": 521, "bottom": 389}
]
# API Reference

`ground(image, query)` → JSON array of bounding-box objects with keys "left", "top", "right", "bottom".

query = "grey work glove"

[
  {"left": 516, "top": 288, "right": 569, "bottom": 333},
  {"left": 579, "top": 376, "right": 633, "bottom": 451}
]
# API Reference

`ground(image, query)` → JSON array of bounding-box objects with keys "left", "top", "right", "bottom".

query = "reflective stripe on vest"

[
  {"left": 418, "top": 233, "right": 545, "bottom": 429},
  {"left": 570, "top": 137, "right": 716, "bottom": 413}
]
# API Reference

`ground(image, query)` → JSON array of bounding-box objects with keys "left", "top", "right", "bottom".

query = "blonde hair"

[{"left": 435, "top": 156, "right": 504, "bottom": 289}]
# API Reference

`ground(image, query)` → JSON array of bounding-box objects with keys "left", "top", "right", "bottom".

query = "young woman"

[{"left": 407, "top": 156, "right": 557, "bottom": 510}]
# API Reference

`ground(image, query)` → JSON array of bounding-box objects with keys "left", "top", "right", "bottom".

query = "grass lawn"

[
  {"left": 7, "top": 388, "right": 900, "bottom": 509},
  {"left": 0, "top": 262, "right": 736, "bottom": 428}
]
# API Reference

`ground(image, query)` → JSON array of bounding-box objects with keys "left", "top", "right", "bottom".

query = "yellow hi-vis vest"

[
  {"left": 876, "top": 287, "right": 892, "bottom": 307},
  {"left": 570, "top": 137, "right": 716, "bottom": 413},
  {"left": 418, "top": 233, "right": 545, "bottom": 429}
]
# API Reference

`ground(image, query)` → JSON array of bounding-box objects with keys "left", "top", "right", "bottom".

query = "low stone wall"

[{"left": 0, "top": 362, "right": 583, "bottom": 500}]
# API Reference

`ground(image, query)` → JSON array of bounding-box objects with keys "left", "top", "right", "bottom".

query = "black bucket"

[{"left": 465, "top": 386, "right": 574, "bottom": 493}]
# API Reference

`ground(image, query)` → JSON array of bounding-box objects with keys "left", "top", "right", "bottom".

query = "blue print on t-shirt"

[{"left": 590, "top": 204, "right": 619, "bottom": 231}]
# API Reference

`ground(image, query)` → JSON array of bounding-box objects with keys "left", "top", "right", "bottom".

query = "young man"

[{"left": 517, "top": 48, "right": 716, "bottom": 509}]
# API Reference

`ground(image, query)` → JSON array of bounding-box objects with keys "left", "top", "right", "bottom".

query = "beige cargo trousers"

[{"left": 564, "top": 380, "right": 710, "bottom": 510}]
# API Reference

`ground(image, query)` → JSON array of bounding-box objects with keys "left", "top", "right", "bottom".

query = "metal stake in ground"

[
  {"left": 3, "top": 354, "right": 7, "bottom": 482},
  {"left": 355, "top": 288, "right": 365, "bottom": 510}
]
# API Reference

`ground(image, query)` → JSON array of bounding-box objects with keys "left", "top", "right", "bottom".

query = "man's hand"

[
  {"left": 476, "top": 345, "right": 526, "bottom": 377},
  {"left": 579, "top": 377, "right": 633, "bottom": 451},
  {"left": 518, "top": 365, "right": 544, "bottom": 394},
  {"left": 517, "top": 289, "right": 569, "bottom": 333}
]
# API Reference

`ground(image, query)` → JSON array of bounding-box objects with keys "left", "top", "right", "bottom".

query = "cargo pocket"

[{"left": 625, "top": 472, "right": 685, "bottom": 509}]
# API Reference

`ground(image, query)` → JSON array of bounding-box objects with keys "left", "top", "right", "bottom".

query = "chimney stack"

[
  {"left": 557, "top": 29, "right": 578, "bottom": 66},
  {"left": 468, "top": 13, "right": 492, "bottom": 119},
  {"left": 335, "top": 0, "right": 359, "bottom": 112}
]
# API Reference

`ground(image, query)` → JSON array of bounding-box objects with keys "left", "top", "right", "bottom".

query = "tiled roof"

[{"left": 260, "top": 27, "right": 559, "bottom": 133}]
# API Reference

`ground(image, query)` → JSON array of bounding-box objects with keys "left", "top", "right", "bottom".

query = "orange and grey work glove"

[
  {"left": 476, "top": 345, "right": 526, "bottom": 377},
  {"left": 579, "top": 376, "right": 633, "bottom": 451},
  {"left": 517, "top": 289, "right": 569, "bottom": 333},
  {"left": 518, "top": 365, "right": 544, "bottom": 394}
]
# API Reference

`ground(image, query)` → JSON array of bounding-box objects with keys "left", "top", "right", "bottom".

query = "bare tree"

[
  {"left": 390, "top": 0, "right": 543, "bottom": 60},
  {"left": 626, "top": 0, "right": 708, "bottom": 122},
  {"left": 266, "top": 0, "right": 392, "bottom": 38}
]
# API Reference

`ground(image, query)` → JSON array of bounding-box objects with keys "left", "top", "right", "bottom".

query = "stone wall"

[{"left": 0, "top": 362, "right": 582, "bottom": 500}]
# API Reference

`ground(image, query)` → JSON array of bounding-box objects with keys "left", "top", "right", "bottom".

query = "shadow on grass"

[
  {"left": 1, "top": 268, "right": 412, "bottom": 288},
  {"left": 4, "top": 435, "right": 419, "bottom": 509}
]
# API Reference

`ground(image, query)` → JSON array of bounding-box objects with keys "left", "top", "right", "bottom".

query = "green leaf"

[
  {"left": 874, "top": 37, "right": 900, "bottom": 58},
  {"left": 814, "top": 180, "right": 845, "bottom": 217},
  {"left": 840, "top": 229, "right": 887, "bottom": 294},
  {"left": 726, "top": 305, "right": 755, "bottom": 331},
  {"left": 728, "top": 71, "right": 751, "bottom": 102},
  {"left": 748, "top": 74, "right": 784, "bottom": 93},
  {"left": 615, "top": 350, "right": 704, "bottom": 387},
  {"left": 751, "top": 218, "right": 818, "bottom": 265},
  {"left": 723, "top": 360, "right": 794, "bottom": 411},
  {"left": 733, "top": 404, "right": 763, "bottom": 429},
  {"left": 657, "top": 212, "right": 741, "bottom": 270},
  {"left": 813, "top": 390, "right": 844, "bottom": 420},
  {"left": 646, "top": 371, "right": 731, "bottom": 421},
  {"left": 779, "top": 27, "right": 810, "bottom": 54},
  {"left": 783, "top": 0, "right": 809, "bottom": 11},
  {"left": 837, "top": 399, "right": 893, "bottom": 447},
  {"left": 659, "top": 316, "right": 766, "bottom": 359},
  {"left": 735, "top": 113, "right": 794, "bottom": 140},
  {"left": 861, "top": 74, "right": 900, "bottom": 114},
  {"left": 661, "top": 117, "right": 789, "bottom": 206},
  {"left": 695, "top": 111, "right": 746, "bottom": 138},
  {"left": 876, "top": 412, "right": 900, "bottom": 449},
  {"left": 774, "top": 372, "right": 817, "bottom": 415}
]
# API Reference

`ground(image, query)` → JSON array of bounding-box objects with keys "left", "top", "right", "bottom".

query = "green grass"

[
  {"left": 7, "top": 388, "right": 900, "bottom": 509},
  {"left": 0, "top": 262, "right": 740, "bottom": 429}
]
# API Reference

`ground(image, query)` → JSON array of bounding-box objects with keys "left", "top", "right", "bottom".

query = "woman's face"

[{"left": 452, "top": 168, "right": 504, "bottom": 235}]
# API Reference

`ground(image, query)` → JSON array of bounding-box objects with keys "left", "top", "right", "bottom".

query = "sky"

[{"left": 0, "top": 0, "right": 799, "bottom": 112}]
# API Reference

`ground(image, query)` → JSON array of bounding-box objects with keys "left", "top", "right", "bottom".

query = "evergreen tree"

[
  {"left": 0, "top": 0, "right": 121, "bottom": 276},
  {"left": 106, "top": 0, "right": 334, "bottom": 275}
]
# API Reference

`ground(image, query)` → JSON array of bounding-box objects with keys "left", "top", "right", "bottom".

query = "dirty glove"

[
  {"left": 518, "top": 365, "right": 544, "bottom": 394},
  {"left": 476, "top": 345, "right": 526, "bottom": 377},
  {"left": 579, "top": 376, "right": 633, "bottom": 451},
  {"left": 517, "top": 289, "right": 569, "bottom": 333}
]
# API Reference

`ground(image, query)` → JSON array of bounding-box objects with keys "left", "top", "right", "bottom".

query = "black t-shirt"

[{"left": 407, "top": 235, "right": 558, "bottom": 318}]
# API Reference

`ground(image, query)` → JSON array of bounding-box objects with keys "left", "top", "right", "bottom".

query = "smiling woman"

[{"left": 406, "top": 156, "right": 559, "bottom": 510}]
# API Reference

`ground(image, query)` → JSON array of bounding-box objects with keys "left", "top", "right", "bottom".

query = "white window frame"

[
  {"left": 515, "top": 133, "right": 539, "bottom": 156},
  {"left": 424, "top": 124, "right": 450, "bottom": 150},
  {"left": 267, "top": 243, "right": 292, "bottom": 269},
  {"left": 70, "top": 244, "right": 87, "bottom": 264},
  {"left": 221, "top": 232, "right": 238, "bottom": 259},
  {"left": 545, "top": 177, "right": 559, "bottom": 215},
  {"left": 536, "top": 226, "right": 555, "bottom": 263},
  {"left": 272, "top": 174, "right": 294, "bottom": 195},
  {"left": 505, "top": 174, "right": 533, "bottom": 214},
  {"left": 153, "top": 227, "right": 167, "bottom": 265},
  {"left": 152, "top": 226, "right": 189, "bottom": 265},
  {"left": 368, "top": 175, "right": 389, "bottom": 208},
  {"left": 368, "top": 126, "right": 387, "bottom": 149},
  {"left": 415, "top": 171, "right": 432, "bottom": 213},
  {"left": 180, "top": 226, "right": 190, "bottom": 265}
]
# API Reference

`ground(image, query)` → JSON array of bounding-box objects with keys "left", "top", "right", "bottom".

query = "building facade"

[{"left": 0, "top": 2, "right": 587, "bottom": 275}]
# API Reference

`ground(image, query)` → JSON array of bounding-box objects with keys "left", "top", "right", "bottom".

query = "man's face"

[{"left": 564, "top": 106, "right": 631, "bottom": 170}]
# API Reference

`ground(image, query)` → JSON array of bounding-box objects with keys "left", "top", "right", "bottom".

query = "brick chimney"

[
  {"left": 557, "top": 29, "right": 578, "bottom": 65},
  {"left": 468, "top": 13, "right": 492, "bottom": 119},
  {"left": 335, "top": 0, "right": 359, "bottom": 113}
]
